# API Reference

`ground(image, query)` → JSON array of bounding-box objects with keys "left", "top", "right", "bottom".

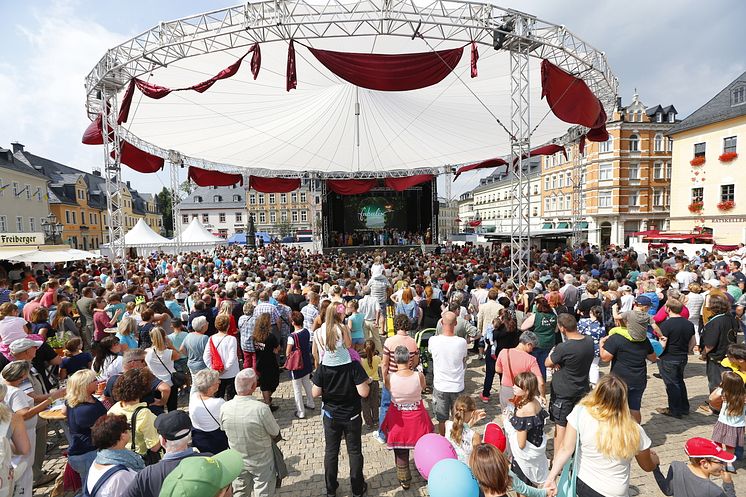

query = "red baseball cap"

[{"left": 685, "top": 437, "right": 736, "bottom": 462}]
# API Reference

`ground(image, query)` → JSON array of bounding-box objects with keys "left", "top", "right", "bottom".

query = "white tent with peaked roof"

[
  {"left": 101, "top": 218, "right": 176, "bottom": 257},
  {"left": 180, "top": 218, "right": 226, "bottom": 250}
]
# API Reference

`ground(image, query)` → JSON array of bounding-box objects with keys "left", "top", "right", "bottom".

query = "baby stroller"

[{"left": 415, "top": 328, "right": 436, "bottom": 382}]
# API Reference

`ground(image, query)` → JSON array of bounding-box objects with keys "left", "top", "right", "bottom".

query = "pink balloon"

[{"left": 414, "top": 434, "right": 457, "bottom": 480}]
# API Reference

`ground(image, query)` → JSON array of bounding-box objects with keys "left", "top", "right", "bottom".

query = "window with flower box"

[
  {"left": 692, "top": 188, "right": 703, "bottom": 203},
  {"left": 724, "top": 137, "right": 737, "bottom": 154},
  {"left": 694, "top": 142, "right": 706, "bottom": 158},
  {"left": 721, "top": 184, "right": 735, "bottom": 203}
]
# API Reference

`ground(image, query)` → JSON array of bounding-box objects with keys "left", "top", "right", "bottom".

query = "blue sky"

[{"left": 1, "top": 0, "right": 744, "bottom": 197}]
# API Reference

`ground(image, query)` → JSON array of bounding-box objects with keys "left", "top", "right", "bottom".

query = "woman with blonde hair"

[
  {"left": 144, "top": 326, "right": 181, "bottom": 412},
  {"left": 0, "top": 382, "right": 31, "bottom": 497},
  {"left": 543, "top": 374, "right": 659, "bottom": 497},
  {"left": 313, "top": 303, "right": 352, "bottom": 367},
  {"left": 62, "top": 369, "right": 106, "bottom": 487},
  {"left": 217, "top": 300, "right": 238, "bottom": 336},
  {"left": 116, "top": 316, "right": 138, "bottom": 350}
]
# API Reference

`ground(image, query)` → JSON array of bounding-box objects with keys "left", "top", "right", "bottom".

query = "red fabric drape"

[
  {"left": 586, "top": 125, "right": 609, "bottom": 142},
  {"left": 118, "top": 80, "right": 136, "bottom": 124},
  {"left": 327, "top": 179, "right": 378, "bottom": 195},
  {"left": 541, "top": 59, "right": 607, "bottom": 128},
  {"left": 81, "top": 115, "right": 111, "bottom": 145},
  {"left": 287, "top": 40, "right": 297, "bottom": 92},
  {"left": 541, "top": 60, "right": 608, "bottom": 140},
  {"left": 384, "top": 175, "right": 433, "bottom": 191},
  {"left": 468, "top": 220, "right": 482, "bottom": 227},
  {"left": 249, "top": 176, "right": 301, "bottom": 193},
  {"left": 453, "top": 158, "right": 508, "bottom": 180},
  {"left": 117, "top": 45, "right": 261, "bottom": 122},
  {"left": 512, "top": 144, "right": 567, "bottom": 164},
  {"left": 470, "top": 42, "right": 479, "bottom": 78},
  {"left": 188, "top": 166, "right": 243, "bottom": 187},
  {"left": 714, "top": 244, "right": 739, "bottom": 252},
  {"left": 112, "top": 142, "right": 164, "bottom": 173},
  {"left": 306, "top": 45, "right": 464, "bottom": 92}
]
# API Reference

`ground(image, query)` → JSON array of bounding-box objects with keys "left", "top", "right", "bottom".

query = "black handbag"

[{"left": 153, "top": 349, "right": 188, "bottom": 389}]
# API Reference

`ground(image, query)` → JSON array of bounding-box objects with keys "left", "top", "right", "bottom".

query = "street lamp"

[{"left": 41, "top": 213, "right": 64, "bottom": 245}]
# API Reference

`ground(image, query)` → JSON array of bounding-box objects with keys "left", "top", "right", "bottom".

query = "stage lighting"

[{"left": 493, "top": 19, "right": 515, "bottom": 50}]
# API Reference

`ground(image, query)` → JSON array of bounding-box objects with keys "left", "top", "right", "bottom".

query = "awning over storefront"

[
  {"left": 541, "top": 223, "right": 553, "bottom": 229},
  {"left": 557, "top": 222, "right": 570, "bottom": 229}
]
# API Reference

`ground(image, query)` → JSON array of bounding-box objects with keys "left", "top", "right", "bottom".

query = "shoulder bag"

[
  {"left": 131, "top": 406, "right": 162, "bottom": 466},
  {"left": 209, "top": 336, "right": 226, "bottom": 372},
  {"left": 283, "top": 332, "right": 304, "bottom": 371},
  {"left": 557, "top": 407, "right": 582, "bottom": 497},
  {"left": 152, "top": 349, "right": 187, "bottom": 389}
]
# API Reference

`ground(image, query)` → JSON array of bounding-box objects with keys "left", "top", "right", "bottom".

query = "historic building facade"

[
  {"left": 668, "top": 71, "right": 746, "bottom": 244},
  {"left": 540, "top": 92, "right": 677, "bottom": 246},
  {"left": 0, "top": 146, "right": 50, "bottom": 235},
  {"left": 12, "top": 143, "right": 163, "bottom": 249}
]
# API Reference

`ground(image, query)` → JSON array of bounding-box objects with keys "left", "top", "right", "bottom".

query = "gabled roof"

[
  {"left": 668, "top": 71, "right": 746, "bottom": 135},
  {"left": 0, "top": 148, "right": 49, "bottom": 180},
  {"left": 181, "top": 185, "right": 246, "bottom": 208}
]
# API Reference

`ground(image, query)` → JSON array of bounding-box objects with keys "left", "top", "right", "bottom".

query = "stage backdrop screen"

[{"left": 343, "top": 196, "right": 407, "bottom": 230}]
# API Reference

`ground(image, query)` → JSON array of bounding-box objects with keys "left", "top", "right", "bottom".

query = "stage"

[
  {"left": 321, "top": 179, "right": 438, "bottom": 249},
  {"left": 322, "top": 244, "right": 437, "bottom": 255}
]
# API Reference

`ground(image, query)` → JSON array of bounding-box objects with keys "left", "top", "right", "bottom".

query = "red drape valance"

[
  {"left": 112, "top": 142, "right": 164, "bottom": 173},
  {"left": 585, "top": 125, "right": 609, "bottom": 142},
  {"left": 188, "top": 166, "right": 243, "bottom": 187},
  {"left": 541, "top": 59, "right": 608, "bottom": 141},
  {"left": 454, "top": 158, "right": 508, "bottom": 180},
  {"left": 287, "top": 40, "right": 297, "bottom": 92},
  {"left": 512, "top": 144, "right": 567, "bottom": 164},
  {"left": 327, "top": 179, "right": 378, "bottom": 195},
  {"left": 81, "top": 115, "right": 111, "bottom": 145},
  {"left": 470, "top": 42, "right": 479, "bottom": 78},
  {"left": 249, "top": 176, "right": 301, "bottom": 193},
  {"left": 384, "top": 175, "right": 433, "bottom": 191},
  {"left": 306, "top": 45, "right": 464, "bottom": 92},
  {"left": 468, "top": 220, "right": 482, "bottom": 227}
]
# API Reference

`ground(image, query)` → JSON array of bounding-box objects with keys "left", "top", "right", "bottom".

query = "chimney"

[
  {"left": 11, "top": 142, "right": 24, "bottom": 154},
  {"left": 616, "top": 96, "right": 622, "bottom": 110},
  {"left": 126, "top": 181, "right": 131, "bottom": 188},
  {"left": 92, "top": 168, "right": 101, "bottom": 177}
]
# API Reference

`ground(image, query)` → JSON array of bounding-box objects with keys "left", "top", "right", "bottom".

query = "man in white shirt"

[{"left": 428, "top": 311, "right": 468, "bottom": 435}]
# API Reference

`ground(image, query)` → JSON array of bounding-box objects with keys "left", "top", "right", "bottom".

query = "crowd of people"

[
  {"left": 328, "top": 228, "right": 430, "bottom": 247},
  {"left": 0, "top": 239, "right": 744, "bottom": 497}
]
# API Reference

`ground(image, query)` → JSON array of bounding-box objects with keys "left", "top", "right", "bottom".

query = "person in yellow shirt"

[
  {"left": 721, "top": 343, "right": 746, "bottom": 383},
  {"left": 107, "top": 368, "right": 162, "bottom": 458},
  {"left": 361, "top": 339, "right": 382, "bottom": 429}
]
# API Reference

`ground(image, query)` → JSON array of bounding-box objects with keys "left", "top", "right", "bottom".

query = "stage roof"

[{"left": 119, "top": 37, "right": 567, "bottom": 178}]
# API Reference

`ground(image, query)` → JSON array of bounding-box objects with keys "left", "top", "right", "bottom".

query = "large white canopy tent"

[
  {"left": 102, "top": 218, "right": 177, "bottom": 257},
  {"left": 180, "top": 217, "right": 227, "bottom": 251},
  {"left": 84, "top": 0, "right": 618, "bottom": 282}
]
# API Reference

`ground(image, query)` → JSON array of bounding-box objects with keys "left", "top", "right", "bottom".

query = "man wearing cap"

[
  {"left": 123, "top": 410, "right": 203, "bottom": 497},
  {"left": 10, "top": 337, "right": 64, "bottom": 487},
  {"left": 159, "top": 449, "right": 243, "bottom": 497},
  {"left": 220, "top": 368, "right": 280, "bottom": 497},
  {"left": 653, "top": 437, "right": 736, "bottom": 497}
]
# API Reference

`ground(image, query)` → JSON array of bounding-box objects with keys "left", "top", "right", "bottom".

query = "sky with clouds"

[{"left": 1, "top": 0, "right": 744, "bottom": 199}]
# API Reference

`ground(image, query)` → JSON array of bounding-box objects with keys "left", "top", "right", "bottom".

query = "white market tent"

[
  {"left": 10, "top": 248, "right": 99, "bottom": 263},
  {"left": 180, "top": 218, "right": 227, "bottom": 250},
  {"left": 102, "top": 219, "right": 176, "bottom": 257}
]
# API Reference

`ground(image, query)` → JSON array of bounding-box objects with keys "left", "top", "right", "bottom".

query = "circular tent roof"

[{"left": 85, "top": 0, "right": 618, "bottom": 179}]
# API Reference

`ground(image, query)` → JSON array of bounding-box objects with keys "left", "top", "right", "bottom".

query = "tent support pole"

[
  {"left": 169, "top": 153, "right": 182, "bottom": 252},
  {"left": 509, "top": 14, "right": 533, "bottom": 287}
]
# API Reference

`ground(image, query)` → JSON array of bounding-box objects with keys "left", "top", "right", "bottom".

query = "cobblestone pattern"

[{"left": 36, "top": 355, "right": 743, "bottom": 497}]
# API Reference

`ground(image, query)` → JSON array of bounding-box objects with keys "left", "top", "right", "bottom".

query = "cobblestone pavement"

[{"left": 37, "top": 353, "right": 745, "bottom": 497}]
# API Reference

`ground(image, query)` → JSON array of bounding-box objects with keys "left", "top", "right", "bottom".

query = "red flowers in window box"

[
  {"left": 717, "top": 200, "right": 735, "bottom": 211},
  {"left": 688, "top": 202, "right": 704, "bottom": 213},
  {"left": 719, "top": 152, "right": 738, "bottom": 162},
  {"left": 690, "top": 156, "right": 706, "bottom": 166}
]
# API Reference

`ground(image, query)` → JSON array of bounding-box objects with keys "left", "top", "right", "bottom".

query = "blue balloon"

[
  {"left": 650, "top": 338, "right": 664, "bottom": 357},
  {"left": 427, "top": 458, "right": 480, "bottom": 497}
]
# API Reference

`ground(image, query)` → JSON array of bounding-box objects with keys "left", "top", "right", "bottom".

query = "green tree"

[
  {"left": 157, "top": 187, "right": 174, "bottom": 237},
  {"left": 276, "top": 220, "right": 293, "bottom": 238}
]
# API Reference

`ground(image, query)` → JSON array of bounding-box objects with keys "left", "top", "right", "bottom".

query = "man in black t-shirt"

[
  {"left": 600, "top": 326, "right": 657, "bottom": 423},
  {"left": 545, "top": 314, "right": 594, "bottom": 452},
  {"left": 656, "top": 299, "right": 695, "bottom": 418},
  {"left": 701, "top": 302, "right": 740, "bottom": 393},
  {"left": 312, "top": 361, "right": 370, "bottom": 497}
]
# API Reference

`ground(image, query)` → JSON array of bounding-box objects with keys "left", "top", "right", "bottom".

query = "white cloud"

[{"left": 0, "top": 1, "right": 172, "bottom": 192}]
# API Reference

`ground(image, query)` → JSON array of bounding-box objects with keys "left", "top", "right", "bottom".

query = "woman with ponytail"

[{"left": 444, "top": 395, "right": 486, "bottom": 463}]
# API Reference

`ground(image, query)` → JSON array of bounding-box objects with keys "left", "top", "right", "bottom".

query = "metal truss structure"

[
  {"left": 100, "top": 88, "right": 126, "bottom": 259},
  {"left": 85, "top": 0, "right": 617, "bottom": 266},
  {"left": 168, "top": 151, "right": 183, "bottom": 252},
  {"left": 507, "top": 15, "right": 532, "bottom": 285},
  {"left": 570, "top": 133, "right": 585, "bottom": 245}
]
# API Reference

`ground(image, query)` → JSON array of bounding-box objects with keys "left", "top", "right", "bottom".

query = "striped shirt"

[
  {"left": 301, "top": 304, "right": 319, "bottom": 335},
  {"left": 382, "top": 334, "right": 419, "bottom": 373}
]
